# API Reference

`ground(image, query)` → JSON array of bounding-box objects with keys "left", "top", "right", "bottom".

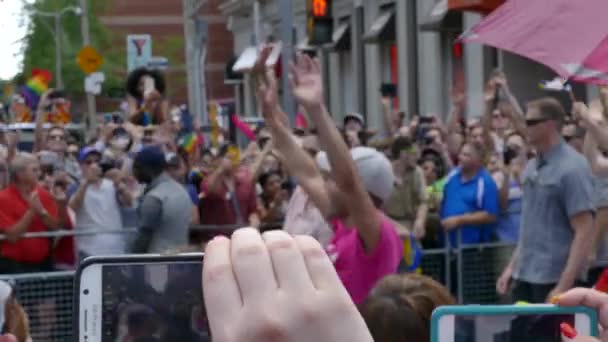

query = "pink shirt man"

[{"left": 326, "top": 212, "right": 403, "bottom": 304}]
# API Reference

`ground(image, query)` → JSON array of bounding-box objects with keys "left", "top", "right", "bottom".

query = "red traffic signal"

[{"left": 312, "top": 0, "right": 329, "bottom": 17}]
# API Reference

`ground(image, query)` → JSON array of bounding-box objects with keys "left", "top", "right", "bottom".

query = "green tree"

[{"left": 20, "top": 0, "right": 121, "bottom": 97}]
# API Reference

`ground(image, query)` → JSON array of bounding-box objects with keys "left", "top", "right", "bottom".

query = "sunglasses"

[{"left": 525, "top": 117, "right": 552, "bottom": 127}]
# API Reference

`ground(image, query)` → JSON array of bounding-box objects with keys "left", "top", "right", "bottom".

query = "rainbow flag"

[
  {"left": 21, "top": 69, "right": 52, "bottom": 111},
  {"left": 180, "top": 132, "right": 201, "bottom": 154}
]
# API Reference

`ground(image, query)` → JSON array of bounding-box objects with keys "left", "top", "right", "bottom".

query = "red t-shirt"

[
  {"left": 0, "top": 185, "right": 59, "bottom": 263},
  {"left": 199, "top": 168, "right": 258, "bottom": 226}
]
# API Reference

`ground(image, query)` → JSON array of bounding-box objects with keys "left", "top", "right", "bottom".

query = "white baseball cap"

[{"left": 316, "top": 146, "right": 394, "bottom": 203}]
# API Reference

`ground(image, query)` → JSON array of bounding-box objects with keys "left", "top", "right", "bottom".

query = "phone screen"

[
  {"left": 451, "top": 314, "right": 574, "bottom": 342},
  {"left": 144, "top": 76, "right": 156, "bottom": 95},
  {"left": 99, "top": 261, "right": 208, "bottom": 342}
]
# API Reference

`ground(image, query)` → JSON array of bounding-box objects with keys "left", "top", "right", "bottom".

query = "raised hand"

[
  {"left": 484, "top": 79, "right": 498, "bottom": 102},
  {"left": 289, "top": 54, "right": 324, "bottom": 110},
  {"left": 255, "top": 46, "right": 286, "bottom": 128},
  {"left": 37, "top": 89, "right": 56, "bottom": 112}
]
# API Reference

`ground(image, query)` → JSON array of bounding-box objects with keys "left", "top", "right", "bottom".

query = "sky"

[{"left": 0, "top": 1, "right": 30, "bottom": 80}]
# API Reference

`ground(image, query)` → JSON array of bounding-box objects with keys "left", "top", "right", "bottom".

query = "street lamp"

[{"left": 28, "top": 6, "right": 83, "bottom": 89}]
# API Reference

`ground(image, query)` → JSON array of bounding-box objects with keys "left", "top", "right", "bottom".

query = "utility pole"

[
  {"left": 79, "top": 0, "right": 97, "bottom": 133},
  {"left": 183, "top": 0, "right": 208, "bottom": 125},
  {"left": 54, "top": 14, "right": 63, "bottom": 89},
  {"left": 279, "top": 0, "right": 296, "bottom": 125}
]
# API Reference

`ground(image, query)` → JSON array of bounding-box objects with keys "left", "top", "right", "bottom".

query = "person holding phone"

[
  {"left": 199, "top": 144, "right": 260, "bottom": 229},
  {"left": 125, "top": 68, "right": 169, "bottom": 126},
  {"left": 33, "top": 90, "right": 81, "bottom": 182},
  {"left": 67, "top": 147, "right": 132, "bottom": 261}
]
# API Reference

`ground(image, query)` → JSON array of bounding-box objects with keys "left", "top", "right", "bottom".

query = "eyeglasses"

[
  {"left": 525, "top": 118, "right": 552, "bottom": 127},
  {"left": 49, "top": 135, "right": 65, "bottom": 141}
]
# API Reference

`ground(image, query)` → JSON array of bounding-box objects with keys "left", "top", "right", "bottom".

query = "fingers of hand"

[
  {"left": 230, "top": 227, "right": 278, "bottom": 303},
  {"left": 293, "top": 235, "right": 345, "bottom": 295},
  {"left": 203, "top": 236, "right": 242, "bottom": 338},
  {"left": 262, "top": 230, "right": 315, "bottom": 292},
  {"left": 556, "top": 288, "right": 608, "bottom": 329}
]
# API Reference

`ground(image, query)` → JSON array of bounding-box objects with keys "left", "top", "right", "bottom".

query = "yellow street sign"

[{"left": 77, "top": 46, "right": 104, "bottom": 74}]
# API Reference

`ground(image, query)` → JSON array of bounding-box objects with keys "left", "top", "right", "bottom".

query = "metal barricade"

[
  {"left": 0, "top": 271, "right": 75, "bottom": 342},
  {"left": 459, "top": 242, "right": 516, "bottom": 304},
  {"left": 420, "top": 248, "right": 450, "bottom": 287},
  {"left": 0, "top": 226, "right": 522, "bottom": 339}
]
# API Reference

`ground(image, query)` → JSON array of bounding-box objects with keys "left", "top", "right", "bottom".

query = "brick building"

[{"left": 98, "top": 0, "right": 234, "bottom": 109}]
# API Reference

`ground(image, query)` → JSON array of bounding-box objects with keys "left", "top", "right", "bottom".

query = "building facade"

[
  {"left": 99, "top": 0, "right": 234, "bottom": 108},
  {"left": 220, "top": 0, "right": 595, "bottom": 131}
]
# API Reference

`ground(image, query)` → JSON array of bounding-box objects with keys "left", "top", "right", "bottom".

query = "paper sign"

[
  {"left": 85, "top": 72, "right": 106, "bottom": 95},
  {"left": 127, "top": 34, "right": 152, "bottom": 72}
]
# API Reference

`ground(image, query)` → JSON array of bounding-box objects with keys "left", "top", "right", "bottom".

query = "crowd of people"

[{"left": 1, "top": 45, "right": 608, "bottom": 340}]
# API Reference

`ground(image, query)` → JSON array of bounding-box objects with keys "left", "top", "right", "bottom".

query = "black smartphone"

[
  {"left": 380, "top": 83, "right": 397, "bottom": 98},
  {"left": 112, "top": 114, "right": 124, "bottom": 124},
  {"left": 419, "top": 116, "right": 434, "bottom": 124},
  {"left": 76, "top": 254, "right": 209, "bottom": 342},
  {"left": 503, "top": 146, "right": 519, "bottom": 165}
]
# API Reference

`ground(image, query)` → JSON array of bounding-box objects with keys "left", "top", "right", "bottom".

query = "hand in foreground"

[
  {"left": 554, "top": 288, "right": 608, "bottom": 341},
  {"left": 202, "top": 228, "right": 373, "bottom": 342}
]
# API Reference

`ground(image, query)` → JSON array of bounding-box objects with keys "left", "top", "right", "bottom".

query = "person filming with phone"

[
  {"left": 126, "top": 68, "right": 169, "bottom": 126},
  {"left": 67, "top": 146, "right": 132, "bottom": 261},
  {"left": 33, "top": 90, "right": 81, "bottom": 182}
]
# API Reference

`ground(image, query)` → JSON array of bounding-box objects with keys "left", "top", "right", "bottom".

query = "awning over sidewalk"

[
  {"left": 419, "top": 0, "right": 462, "bottom": 32},
  {"left": 362, "top": 9, "right": 395, "bottom": 43}
]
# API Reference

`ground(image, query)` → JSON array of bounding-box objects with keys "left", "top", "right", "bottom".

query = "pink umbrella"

[{"left": 461, "top": 0, "right": 608, "bottom": 85}]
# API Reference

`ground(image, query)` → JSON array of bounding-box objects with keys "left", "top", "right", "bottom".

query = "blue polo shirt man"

[{"left": 440, "top": 142, "right": 499, "bottom": 246}]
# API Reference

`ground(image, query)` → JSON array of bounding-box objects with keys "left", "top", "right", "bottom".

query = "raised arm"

[
  {"left": 34, "top": 90, "right": 54, "bottom": 153},
  {"left": 255, "top": 52, "right": 334, "bottom": 219},
  {"left": 289, "top": 54, "right": 381, "bottom": 251}
]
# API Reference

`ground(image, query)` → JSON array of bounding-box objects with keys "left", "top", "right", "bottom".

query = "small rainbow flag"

[
  {"left": 180, "top": 133, "right": 199, "bottom": 154},
  {"left": 21, "top": 69, "right": 52, "bottom": 111}
]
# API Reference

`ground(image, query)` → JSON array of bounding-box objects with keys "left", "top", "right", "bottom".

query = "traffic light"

[{"left": 307, "top": 0, "right": 333, "bottom": 46}]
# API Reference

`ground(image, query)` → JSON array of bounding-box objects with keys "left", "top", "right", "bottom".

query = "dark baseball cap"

[{"left": 135, "top": 146, "right": 167, "bottom": 168}]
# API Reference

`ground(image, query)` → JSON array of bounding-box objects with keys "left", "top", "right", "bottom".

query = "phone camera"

[{"left": 83, "top": 289, "right": 89, "bottom": 295}]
